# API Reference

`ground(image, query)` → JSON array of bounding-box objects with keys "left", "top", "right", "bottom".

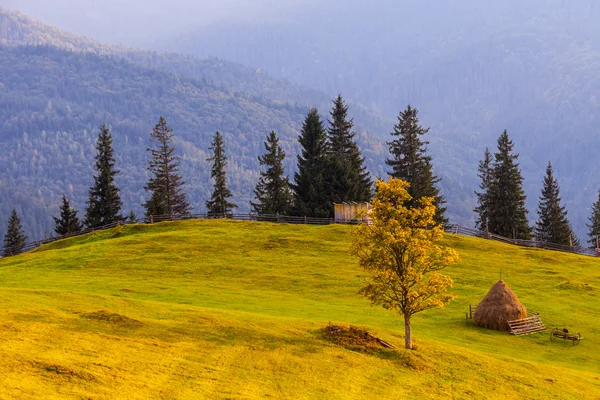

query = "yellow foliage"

[{"left": 351, "top": 178, "right": 460, "bottom": 348}]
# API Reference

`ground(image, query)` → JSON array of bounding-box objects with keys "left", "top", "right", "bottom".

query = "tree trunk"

[{"left": 404, "top": 313, "right": 412, "bottom": 350}]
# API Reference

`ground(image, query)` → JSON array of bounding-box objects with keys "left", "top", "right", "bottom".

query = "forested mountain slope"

[
  {"left": 161, "top": 0, "right": 600, "bottom": 239},
  {"left": 0, "top": 8, "right": 326, "bottom": 107},
  {"left": 0, "top": 44, "right": 382, "bottom": 239},
  {"left": 0, "top": 10, "right": 396, "bottom": 240},
  {"left": 0, "top": 45, "right": 299, "bottom": 239},
  {"left": 0, "top": 8, "right": 389, "bottom": 129}
]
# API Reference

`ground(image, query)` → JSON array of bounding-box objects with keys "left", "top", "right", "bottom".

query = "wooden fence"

[
  {"left": 444, "top": 224, "right": 600, "bottom": 257},
  {"left": 2, "top": 214, "right": 599, "bottom": 258}
]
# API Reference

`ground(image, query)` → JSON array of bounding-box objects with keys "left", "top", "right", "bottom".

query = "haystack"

[{"left": 473, "top": 280, "right": 527, "bottom": 331}]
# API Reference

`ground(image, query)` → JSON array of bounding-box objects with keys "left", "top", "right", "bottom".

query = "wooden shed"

[{"left": 334, "top": 202, "right": 372, "bottom": 223}]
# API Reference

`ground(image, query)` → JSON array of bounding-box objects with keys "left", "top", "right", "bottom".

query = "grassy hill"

[{"left": 0, "top": 220, "right": 599, "bottom": 398}]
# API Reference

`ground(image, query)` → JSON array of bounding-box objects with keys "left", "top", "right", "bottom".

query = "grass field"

[{"left": 0, "top": 220, "right": 599, "bottom": 399}]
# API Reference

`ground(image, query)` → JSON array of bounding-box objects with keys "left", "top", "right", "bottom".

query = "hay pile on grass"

[
  {"left": 473, "top": 280, "right": 527, "bottom": 331},
  {"left": 81, "top": 311, "right": 143, "bottom": 327},
  {"left": 321, "top": 324, "right": 394, "bottom": 353}
]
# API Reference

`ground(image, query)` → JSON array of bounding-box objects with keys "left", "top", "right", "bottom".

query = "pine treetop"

[
  {"left": 297, "top": 108, "right": 328, "bottom": 167},
  {"left": 474, "top": 148, "right": 492, "bottom": 230},
  {"left": 206, "top": 131, "right": 237, "bottom": 216},
  {"left": 326, "top": 95, "right": 372, "bottom": 205},
  {"left": 292, "top": 108, "right": 329, "bottom": 218},
  {"left": 386, "top": 106, "right": 434, "bottom": 180},
  {"left": 251, "top": 131, "right": 292, "bottom": 215},
  {"left": 3, "top": 209, "right": 28, "bottom": 257},
  {"left": 53, "top": 194, "right": 82, "bottom": 236},
  {"left": 486, "top": 130, "right": 531, "bottom": 239},
  {"left": 386, "top": 105, "right": 446, "bottom": 224},
  {"left": 532, "top": 161, "right": 577, "bottom": 246},
  {"left": 84, "top": 124, "right": 124, "bottom": 228},
  {"left": 328, "top": 94, "right": 355, "bottom": 153},
  {"left": 144, "top": 116, "right": 190, "bottom": 216}
]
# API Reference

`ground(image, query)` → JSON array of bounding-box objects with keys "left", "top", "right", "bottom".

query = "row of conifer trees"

[
  {"left": 3, "top": 95, "right": 448, "bottom": 256},
  {"left": 473, "top": 130, "right": 600, "bottom": 247},
  {"left": 5, "top": 94, "right": 600, "bottom": 256}
]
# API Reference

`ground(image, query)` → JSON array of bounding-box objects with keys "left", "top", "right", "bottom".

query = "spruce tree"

[
  {"left": 535, "top": 162, "right": 575, "bottom": 245},
  {"left": 128, "top": 210, "right": 137, "bottom": 222},
  {"left": 587, "top": 189, "right": 600, "bottom": 247},
  {"left": 474, "top": 148, "right": 493, "bottom": 231},
  {"left": 206, "top": 131, "right": 237, "bottom": 216},
  {"left": 84, "top": 124, "right": 124, "bottom": 228},
  {"left": 144, "top": 117, "right": 191, "bottom": 217},
  {"left": 292, "top": 108, "right": 329, "bottom": 218},
  {"left": 487, "top": 130, "right": 531, "bottom": 239},
  {"left": 326, "top": 95, "right": 372, "bottom": 209},
  {"left": 251, "top": 131, "right": 293, "bottom": 215},
  {"left": 53, "top": 195, "right": 82, "bottom": 236},
  {"left": 3, "top": 209, "right": 27, "bottom": 257},
  {"left": 386, "top": 105, "right": 447, "bottom": 224}
]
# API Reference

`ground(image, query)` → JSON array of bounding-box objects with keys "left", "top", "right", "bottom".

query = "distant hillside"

[
  {"left": 0, "top": 8, "right": 323, "bottom": 106},
  {"left": 160, "top": 0, "right": 600, "bottom": 239},
  {"left": 0, "top": 9, "right": 484, "bottom": 240},
  {"left": 0, "top": 8, "right": 388, "bottom": 124},
  {"left": 0, "top": 10, "right": 394, "bottom": 239},
  {"left": 0, "top": 44, "right": 301, "bottom": 239}
]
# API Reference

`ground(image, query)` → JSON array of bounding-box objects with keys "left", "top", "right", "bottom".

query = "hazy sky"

[{"left": 0, "top": 0, "right": 317, "bottom": 45}]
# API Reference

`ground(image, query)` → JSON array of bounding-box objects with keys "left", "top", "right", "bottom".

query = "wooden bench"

[{"left": 507, "top": 314, "right": 546, "bottom": 336}]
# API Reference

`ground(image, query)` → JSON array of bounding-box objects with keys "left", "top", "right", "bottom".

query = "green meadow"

[{"left": 0, "top": 220, "right": 598, "bottom": 399}]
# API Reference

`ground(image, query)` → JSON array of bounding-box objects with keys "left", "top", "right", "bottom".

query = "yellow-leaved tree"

[{"left": 351, "top": 178, "right": 460, "bottom": 349}]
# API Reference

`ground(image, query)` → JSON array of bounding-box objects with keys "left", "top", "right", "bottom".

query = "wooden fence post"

[
  {"left": 304, "top": 216, "right": 307, "bottom": 224},
  {"left": 150, "top": 215, "right": 154, "bottom": 224},
  {"left": 455, "top": 224, "right": 459, "bottom": 234},
  {"left": 570, "top": 233, "right": 573, "bottom": 249},
  {"left": 469, "top": 304, "right": 472, "bottom": 319}
]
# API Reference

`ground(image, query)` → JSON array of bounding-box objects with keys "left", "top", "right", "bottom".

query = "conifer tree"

[
  {"left": 474, "top": 148, "right": 493, "bottom": 231},
  {"left": 144, "top": 117, "right": 191, "bottom": 217},
  {"left": 251, "top": 131, "right": 293, "bottom": 215},
  {"left": 487, "top": 130, "right": 531, "bottom": 239},
  {"left": 53, "top": 195, "right": 82, "bottom": 236},
  {"left": 535, "top": 162, "right": 576, "bottom": 245},
  {"left": 128, "top": 210, "right": 137, "bottom": 222},
  {"left": 206, "top": 131, "right": 237, "bottom": 216},
  {"left": 84, "top": 124, "right": 124, "bottom": 228},
  {"left": 587, "top": 189, "right": 600, "bottom": 247},
  {"left": 292, "top": 108, "right": 329, "bottom": 218},
  {"left": 386, "top": 105, "right": 447, "bottom": 224},
  {"left": 326, "top": 95, "right": 372, "bottom": 208},
  {"left": 3, "top": 209, "right": 27, "bottom": 257}
]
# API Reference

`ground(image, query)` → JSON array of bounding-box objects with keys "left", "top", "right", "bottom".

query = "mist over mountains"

[
  {"left": 165, "top": 0, "right": 600, "bottom": 240},
  {"left": 2, "top": 2, "right": 600, "bottom": 241},
  {"left": 0, "top": 9, "right": 388, "bottom": 239}
]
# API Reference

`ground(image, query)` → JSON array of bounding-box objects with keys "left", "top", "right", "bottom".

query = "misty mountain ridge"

[
  {"left": 3, "top": 3, "right": 600, "bottom": 241},
  {"left": 161, "top": 0, "right": 600, "bottom": 240},
  {"left": 0, "top": 9, "right": 391, "bottom": 240}
]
